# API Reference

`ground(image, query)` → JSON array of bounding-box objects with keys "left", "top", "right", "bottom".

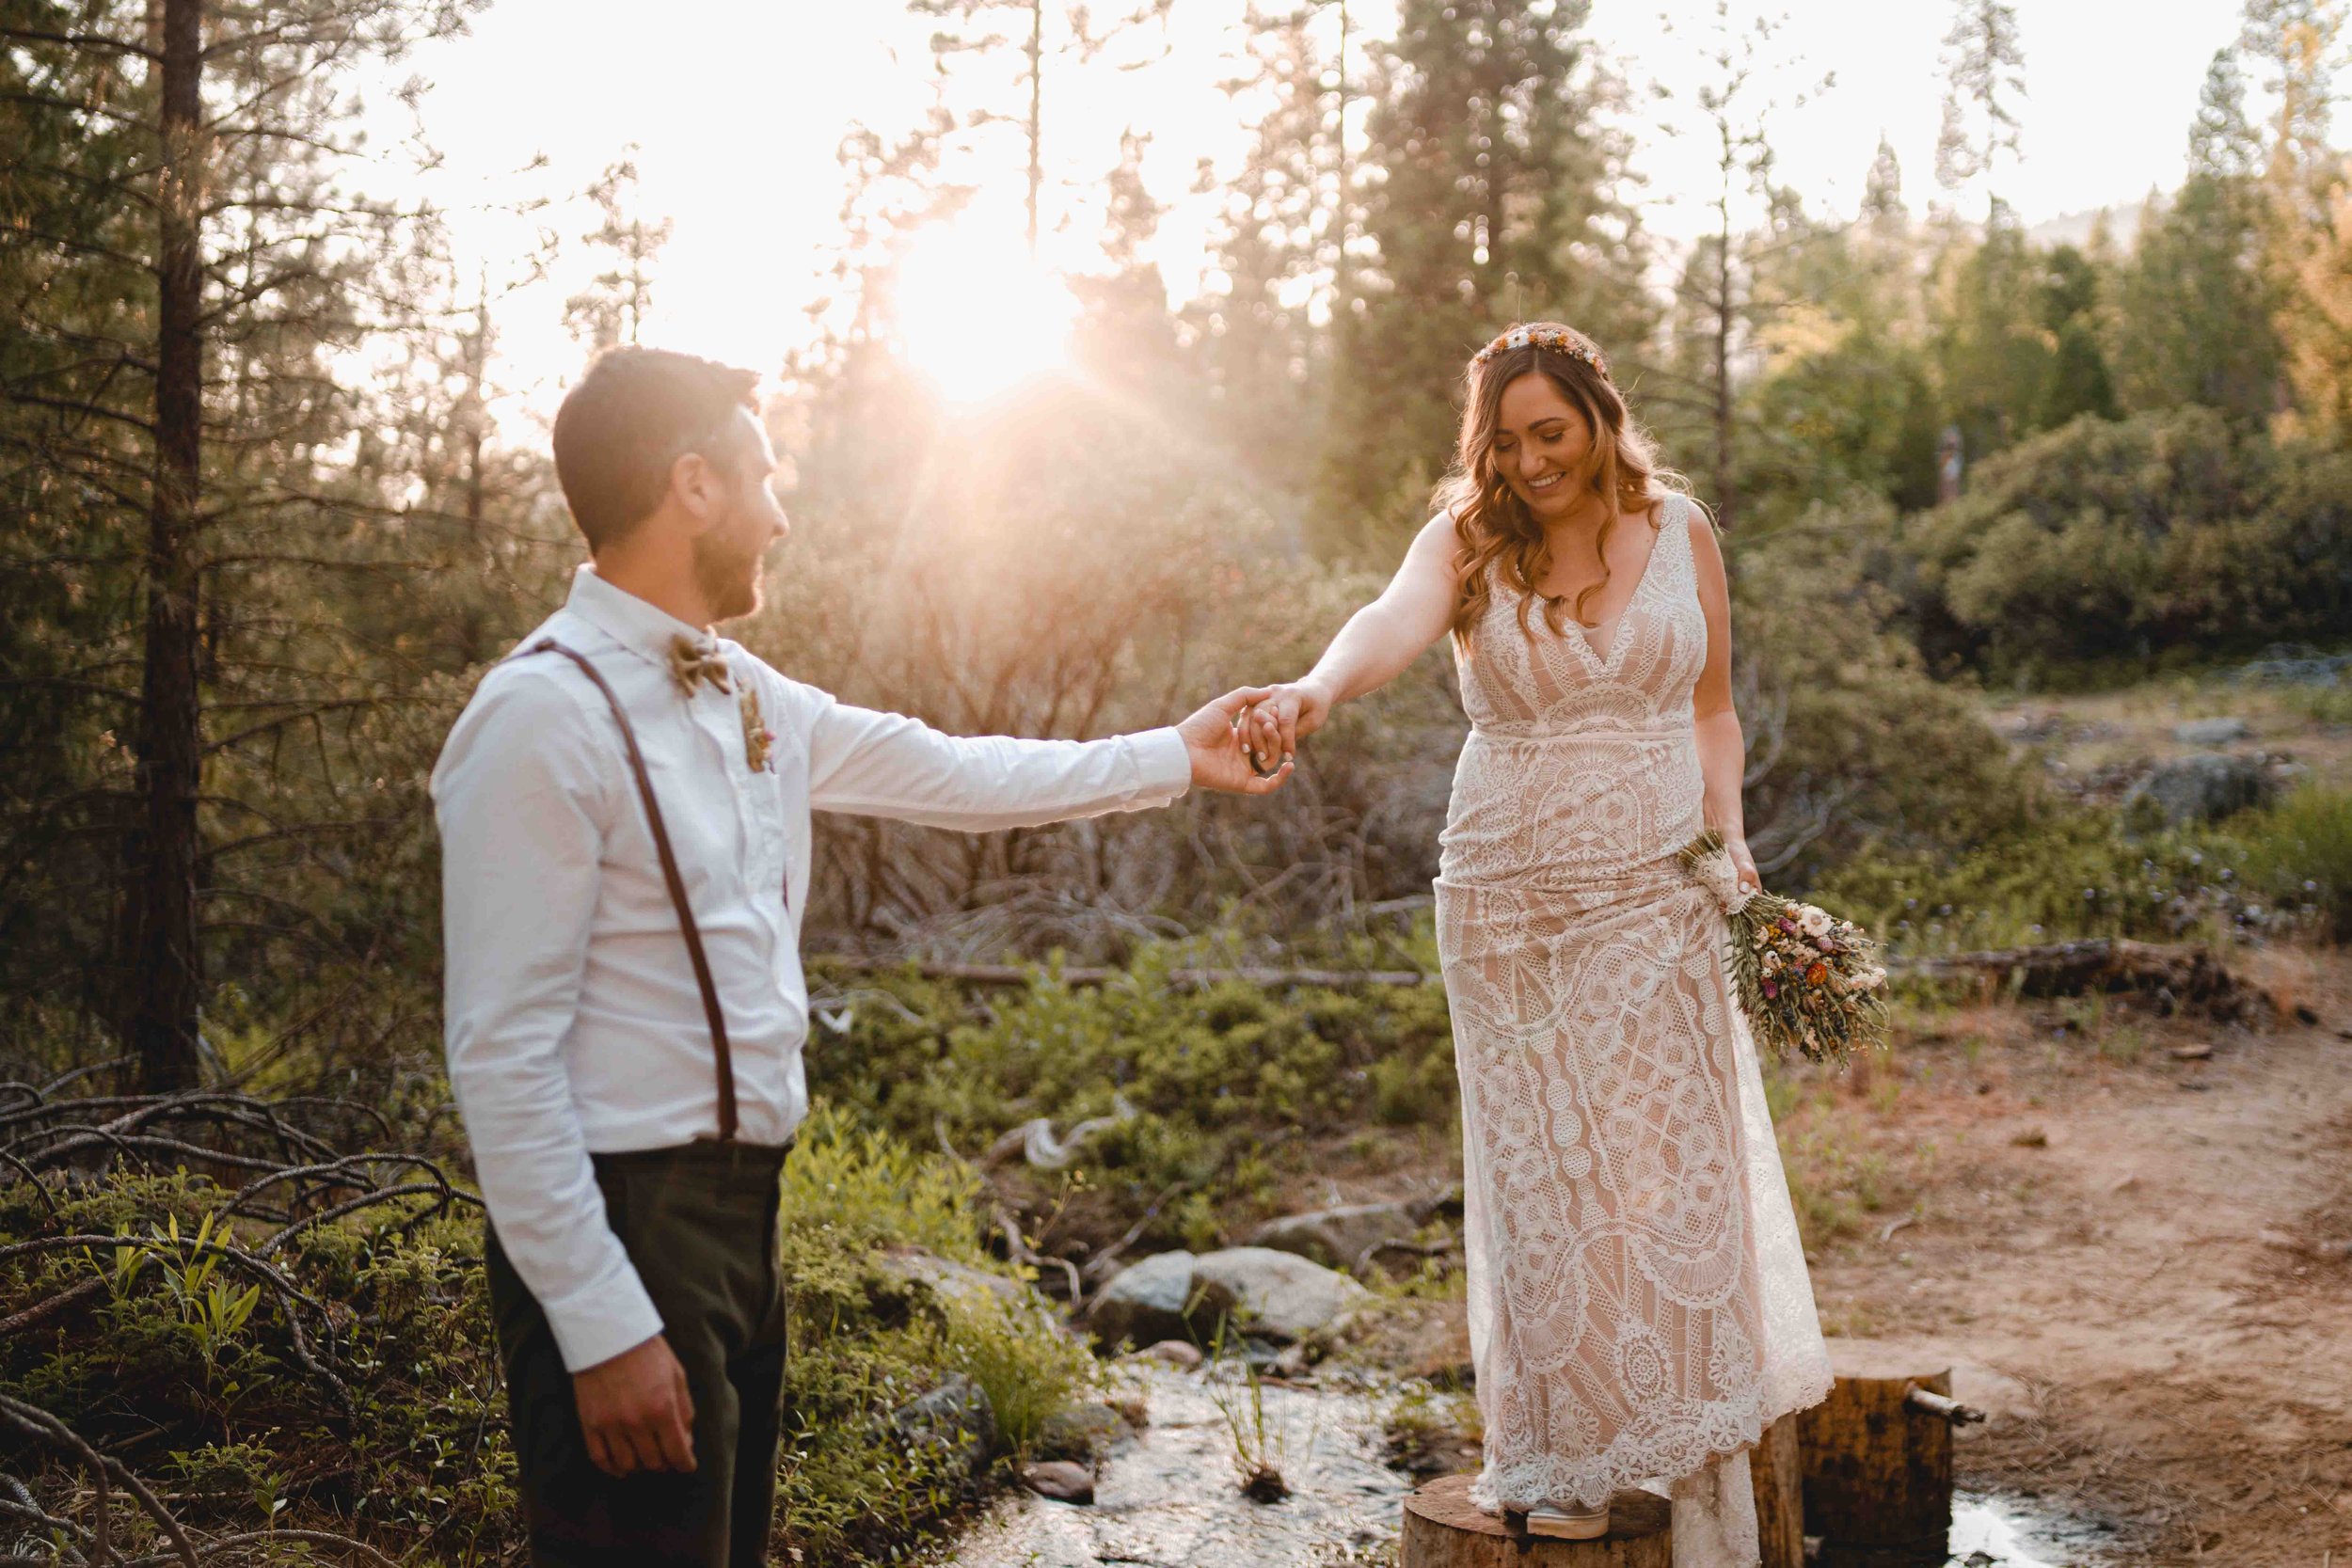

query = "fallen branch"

[
  {"left": 1904, "top": 1384, "right": 1987, "bottom": 1426},
  {"left": 818, "top": 957, "right": 1431, "bottom": 990},
  {"left": 980, "top": 1097, "right": 1137, "bottom": 1172},
  {"left": 1888, "top": 938, "right": 2264, "bottom": 1021},
  {"left": 0, "top": 1390, "right": 198, "bottom": 1567}
]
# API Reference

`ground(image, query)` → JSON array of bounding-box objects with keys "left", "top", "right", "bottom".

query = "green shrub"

[
  {"left": 781, "top": 1102, "right": 990, "bottom": 1262},
  {"left": 1730, "top": 500, "right": 2045, "bottom": 885},
  {"left": 1895, "top": 410, "right": 2352, "bottom": 676},
  {"left": 944, "top": 1291, "right": 1098, "bottom": 1459},
  {"left": 0, "top": 1164, "right": 516, "bottom": 1563},
  {"left": 1813, "top": 803, "right": 2265, "bottom": 953},
  {"left": 772, "top": 1110, "right": 1095, "bottom": 1563},
  {"left": 1814, "top": 786, "right": 2352, "bottom": 955},
  {"left": 2235, "top": 784, "right": 2352, "bottom": 942},
  {"left": 804, "top": 937, "right": 1459, "bottom": 1254}
]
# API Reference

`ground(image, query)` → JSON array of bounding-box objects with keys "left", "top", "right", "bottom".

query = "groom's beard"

[{"left": 695, "top": 509, "right": 768, "bottom": 624}]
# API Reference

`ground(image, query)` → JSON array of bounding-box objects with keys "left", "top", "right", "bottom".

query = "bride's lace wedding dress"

[{"left": 1433, "top": 493, "right": 1834, "bottom": 1567}]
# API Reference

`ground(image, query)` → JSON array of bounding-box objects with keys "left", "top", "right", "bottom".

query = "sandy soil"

[{"left": 1798, "top": 942, "right": 2352, "bottom": 1565}]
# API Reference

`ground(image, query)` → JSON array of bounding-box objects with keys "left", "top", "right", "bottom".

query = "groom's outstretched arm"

[{"left": 792, "top": 680, "right": 1289, "bottom": 826}]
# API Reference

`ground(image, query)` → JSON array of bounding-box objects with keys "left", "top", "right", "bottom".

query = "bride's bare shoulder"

[{"left": 1412, "top": 509, "right": 1486, "bottom": 587}]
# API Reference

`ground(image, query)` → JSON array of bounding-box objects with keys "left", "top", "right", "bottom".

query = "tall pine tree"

[
  {"left": 1319, "top": 0, "right": 1647, "bottom": 551},
  {"left": 2107, "top": 51, "right": 2282, "bottom": 421}
]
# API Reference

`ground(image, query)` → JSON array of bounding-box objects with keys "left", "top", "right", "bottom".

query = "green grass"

[
  {"left": 803, "top": 935, "right": 1459, "bottom": 1257},
  {"left": 1811, "top": 793, "right": 2352, "bottom": 955},
  {"left": 2235, "top": 784, "right": 2352, "bottom": 942}
]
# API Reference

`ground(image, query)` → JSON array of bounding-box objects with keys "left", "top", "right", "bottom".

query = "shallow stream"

[{"left": 950, "top": 1372, "right": 2116, "bottom": 1568}]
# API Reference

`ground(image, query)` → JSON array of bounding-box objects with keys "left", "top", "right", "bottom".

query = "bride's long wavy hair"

[{"left": 1436, "top": 322, "right": 1685, "bottom": 653}]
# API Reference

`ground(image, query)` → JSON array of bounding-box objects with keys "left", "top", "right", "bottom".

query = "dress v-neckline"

[{"left": 1556, "top": 509, "right": 1671, "bottom": 673}]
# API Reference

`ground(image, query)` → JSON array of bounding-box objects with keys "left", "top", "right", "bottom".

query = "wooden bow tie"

[{"left": 667, "top": 635, "right": 733, "bottom": 697}]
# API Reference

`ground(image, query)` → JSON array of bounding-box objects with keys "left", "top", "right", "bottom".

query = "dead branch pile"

[
  {"left": 1888, "top": 937, "right": 2268, "bottom": 1022},
  {"left": 0, "top": 1062, "right": 488, "bottom": 1566},
  {"left": 827, "top": 937, "right": 2269, "bottom": 1022}
]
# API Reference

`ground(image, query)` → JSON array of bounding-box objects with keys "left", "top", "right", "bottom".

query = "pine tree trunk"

[
  {"left": 1024, "top": 0, "right": 1043, "bottom": 258},
  {"left": 125, "top": 0, "right": 207, "bottom": 1092},
  {"left": 1713, "top": 212, "right": 1736, "bottom": 534}
]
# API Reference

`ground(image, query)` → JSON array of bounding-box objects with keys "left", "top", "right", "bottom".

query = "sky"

[{"left": 376, "top": 0, "right": 2263, "bottom": 407}]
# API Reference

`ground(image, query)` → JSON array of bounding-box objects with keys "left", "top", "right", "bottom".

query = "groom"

[{"left": 431, "top": 346, "right": 1291, "bottom": 1567}]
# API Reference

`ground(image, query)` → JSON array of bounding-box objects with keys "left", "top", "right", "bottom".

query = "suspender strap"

[{"left": 516, "top": 638, "right": 739, "bottom": 1143}]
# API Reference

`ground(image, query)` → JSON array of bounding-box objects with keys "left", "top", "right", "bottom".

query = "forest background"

[
  {"left": 6, "top": 0, "right": 2348, "bottom": 1095},
  {"left": 2, "top": 0, "right": 2351, "bottom": 1561}
]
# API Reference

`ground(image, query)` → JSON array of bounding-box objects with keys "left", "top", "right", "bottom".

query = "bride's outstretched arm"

[
  {"left": 1246, "top": 513, "right": 1461, "bottom": 762},
  {"left": 1688, "top": 508, "right": 1761, "bottom": 893}
]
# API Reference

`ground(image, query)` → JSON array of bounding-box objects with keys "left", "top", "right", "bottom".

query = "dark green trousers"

[{"left": 485, "top": 1139, "right": 792, "bottom": 1568}]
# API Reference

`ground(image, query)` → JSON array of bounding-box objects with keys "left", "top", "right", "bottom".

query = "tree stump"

[
  {"left": 1798, "top": 1349, "right": 1979, "bottom": 1555},
  {"left": 1401, "top": 1474, "right": 1670, "bottom": 1568},
  {"left": 1749, "top": 1416, "right": 1804, "bottom": 1568}
]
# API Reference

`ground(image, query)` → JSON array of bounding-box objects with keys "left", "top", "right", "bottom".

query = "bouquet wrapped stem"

[{"left": 1676, "top": 829, "right": 1890, "bottom": 1067}]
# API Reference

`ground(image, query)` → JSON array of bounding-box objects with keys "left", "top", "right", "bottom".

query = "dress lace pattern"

[{"left": 1434, "top": 495, "right": 1834, "bottom": 1566}]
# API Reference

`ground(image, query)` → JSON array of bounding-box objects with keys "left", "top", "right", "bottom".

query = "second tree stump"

[
  {"left": 1749, "top": 1416, "right": 1804, "bottom": 1568},
  {"left": 1797, "top": 1348, "right": 1984, "bottom": 1556}
]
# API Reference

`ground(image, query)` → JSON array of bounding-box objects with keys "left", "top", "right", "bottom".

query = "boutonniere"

[{"left": 738, "top": 682, "right": 775, "bottom": 773}]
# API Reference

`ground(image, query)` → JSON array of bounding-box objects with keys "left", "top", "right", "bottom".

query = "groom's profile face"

[{"left": 693, "top": 409, "right": 789, "bottom": 624}]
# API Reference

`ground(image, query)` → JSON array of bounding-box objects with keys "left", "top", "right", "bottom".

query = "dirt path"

[{"left": 1801, "top": 943, "right": 2352, "bottom": 1564}]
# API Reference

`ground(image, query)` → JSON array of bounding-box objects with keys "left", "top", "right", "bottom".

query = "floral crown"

[{"left": 1470, "top": 324, "right": 1609, "bottom": 382}]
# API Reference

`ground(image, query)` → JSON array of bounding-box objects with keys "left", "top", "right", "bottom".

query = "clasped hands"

[{"left": 1169, "top": 681, "right": 1340, "bottom": 796}]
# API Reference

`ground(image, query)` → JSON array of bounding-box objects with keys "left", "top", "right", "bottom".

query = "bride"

[{"left": 1245, "top": 322, "right": 1832, "bottom": 1564}]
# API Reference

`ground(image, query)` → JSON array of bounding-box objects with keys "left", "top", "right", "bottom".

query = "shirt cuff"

[
  {"left": 541, "top": 1253, "right": 668, "bottom": 1373},
  {"left": 1131, "top": 726, "right": 1193, "bottom": 801}
]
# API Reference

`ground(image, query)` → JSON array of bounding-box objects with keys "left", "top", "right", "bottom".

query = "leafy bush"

[
  {"left": 0, "top": 1159, "right": 516, "bottom": 1563},
  {"left": 2234, "top": 784, "right": 2352, "bottom": 942},
  {"left": 804, "top": 936, "right": 1459, "bottom": 1256},
  {"left": 768, "top": 1107, "right": 1102, "bottom": 1560},
  {"left": 1813, "top": 789, "right": 2352, "bottom": 955},
  {"left": 1813, "top": 805, "right": 2252, "bottom": 953},
  {"left": 1728, "top": 499, "right": 2045, "bottom": 884},
  {"left": 1895, "top": 410, "right": 2352, "bottom": 678}
]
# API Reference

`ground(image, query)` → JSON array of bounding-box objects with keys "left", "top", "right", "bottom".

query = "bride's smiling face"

[{"left": 1492, "top": 372, "right": 1595, "bottom": 523}]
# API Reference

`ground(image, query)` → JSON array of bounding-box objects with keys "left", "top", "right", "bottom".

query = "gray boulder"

[
  {"left": 891, "top": 1372, "right": 996, "bottom": 1481},
  {"left": 1084, "top": 1251, "right": 1234, "bottom": 1349},
  {"left": 1245, "top": 1194, "right": 1453, "bottom": 1272},
  {"left": 1035, "top": 1401, "right": 1136, "bottom": 1463},
  {"left": 878, "top": 1246, "right": 1023, "bottom": 1310},
  {"left": 2124, "top": 752, "right": 2278, "bottom": 825},
  {"left": 1191, "top": 1245, "right": 1372, "bottom": 1343},
  {"left": 2172, "top": 716, "right": 2249, "bottom": 746}
]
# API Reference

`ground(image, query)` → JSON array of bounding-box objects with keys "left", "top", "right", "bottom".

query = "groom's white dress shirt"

[{"left": 432, "top": 564, "right": 1192, "bottom": 1372}]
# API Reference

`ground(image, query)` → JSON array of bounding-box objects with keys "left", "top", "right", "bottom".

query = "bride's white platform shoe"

[{"left": 1523, "top": 1499, "right": 1611, "bottom": 1540}]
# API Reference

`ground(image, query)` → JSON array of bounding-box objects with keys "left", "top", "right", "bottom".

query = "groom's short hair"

[{"left": 552, "top": 348, "right": 762, "bottom": 550}]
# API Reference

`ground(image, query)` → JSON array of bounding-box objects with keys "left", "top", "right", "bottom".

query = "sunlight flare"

[{"left": 892, "top": 218, "right": 1077, "bottom": 403}]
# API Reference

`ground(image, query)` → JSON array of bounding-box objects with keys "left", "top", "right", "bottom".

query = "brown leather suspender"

[{"left": 516, "top": 638, "right": 740, "bottom": 1143}]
